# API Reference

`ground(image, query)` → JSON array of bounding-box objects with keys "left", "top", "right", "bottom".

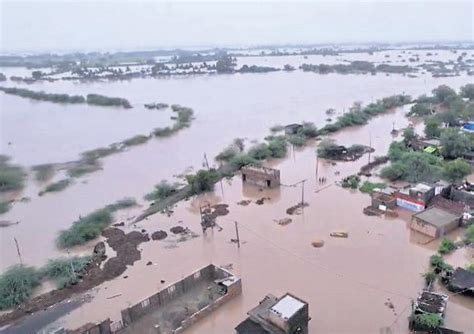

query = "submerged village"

[{"left": 0, "top": 44, "right": 474, "bottom": 334}]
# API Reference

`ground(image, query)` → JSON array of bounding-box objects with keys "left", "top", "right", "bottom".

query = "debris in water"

[
  {"left": 146, "top": 261, "right": 153, "bottom": 266},
  {"left": 211, "top": 204, "right": 229, "bottom": 217},
  {"left": 311, "top": 239, "right": 325, "bottom": 248},
  {"left": 256, "top": 197, "right": 271, "bottom": 205},
  {"left": 237, "top": 200, "right": 251, "bottom": 206},
  {"left": 112, "top": 222, "right": 125, "bottom": 227},
  {"left": 106, "top": 294, "right": 122, "bottom": 300},
  {"left": 286, "top": 202, "right": 309, "bottom": 215},
  {"left": 151, "top": 230, "right": 168, "bottom": 240},
  {"left": 275, "top": 218, "right": 292, "bottom": 226},
  {"left": 330, "top": 231, "right": 349, "bottom": 238},
  {"left": 160, "top": 280, "right": 165, "bottom": 284}
]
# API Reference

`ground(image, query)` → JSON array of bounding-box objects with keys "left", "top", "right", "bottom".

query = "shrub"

[
  {"left": 443, "top": 159, "right": 472, "bottom": 183},
  {"left": 248, "top": 143, "right": 272, "bottom": 160},
  {"left": 144, "top": 181, "right": 178, "bottom": 201},
  {"left": 440, "top": 128, "right": 470, "bottom": 159},
  {"left": 288, "top": 134, "right": 306, "bottom": 147},
  {"left": 465, "top": 224, "right": 474, "bottom": 245},
  {"left": 412, "top": 313, "right": 443, "bottom": 329},
  {"left": 467, "top": 263, "right": 474, "bottom": 272},
  {"left": 229, "top": 154, "right": 260, "bottom": 169},
  {"left": 41, "top": 256, "right": 92, "bottom": 288},
  {"left": 86, "top": 94, "right": 132, "bottom": 108},
  {"left": 267, "top": 138, "right": 288, "bottom": 158},
  {"left": 38, "top": 179, "right": 71, "bottom": 196},
  {"left": 359, "top": 181, "right": 386, "bottom": 194},
  {"left": 153, "top": 127, "right": 174, "bottom": 137},
  {"left": 342, "top": 175, "right": 360, "bottom": 189},
  {"left": 216, "top": 145, "right": 241, "bottom": 162},
  {"left": 67, "top": 159, "right": 102, "bottom": 178},
  {"left": 123, "top": 135, "right": 149, "bottom": 146},
  {"left": 0, "top": 201, "right": 11, "bottom": 214},
  {"left": 57, "top": 198, "right": 136, "bottom": 248},
  {"left": 81, "top": 146, "right": 119, "bottom": 160},
  {"left": 422, "top": 270, "right": 437, "bottom": 286},
  {"left": 186, "top": 169, "right": 220, "bottom": 195},
  {"left": 0, "top": 265, "right": 40, "bottom": 310},
  {"left": 430, "top": 254, "right": 453, "bottom": 273},
  {"left": 0, "top": 87, "right": 85, "bottom": 104},
  {"left": 299, "top": 122, "right": 318, "bottom": 138},
  {"left": 0, "top": 155, "right": 25, "bottom": 192}
]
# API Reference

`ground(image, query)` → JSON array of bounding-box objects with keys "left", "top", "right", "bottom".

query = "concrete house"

[
  {"left": 395, "top": 183, "right": 435, "bottom": 212},
  {"left": 241, "top": 166, "right": 281, "bottom": 188},
  {"left": 410, "top": 207, "right": 460, "bottom": 238},
  {"left": 235, "top": 293, "right": 309, "bottom": 334}
]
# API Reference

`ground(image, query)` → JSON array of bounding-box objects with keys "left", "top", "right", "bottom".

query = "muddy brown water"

[{"left": 0, "top": 51, "right": 473, "bottom": 332}]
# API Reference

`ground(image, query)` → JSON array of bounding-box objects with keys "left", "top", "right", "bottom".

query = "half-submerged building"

[
  {"left": 241, "top": 166, "right": 281, "bottom": 188},
  {"left": 235, "top": 293, "right": 309, "bottom": 334}
]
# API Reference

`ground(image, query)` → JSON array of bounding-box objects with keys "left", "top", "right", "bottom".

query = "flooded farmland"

[{"left": 1, "top": 50, "right": 473, "bottom": 333}]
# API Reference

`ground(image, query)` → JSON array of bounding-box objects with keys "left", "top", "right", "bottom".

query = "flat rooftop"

[
  {"left": 413, "top": 207, "right": 459, "bottom": 227},
  {"left": 270, "top": 294, "right": 305, "bottom": 320},
  {"left": 411, "top": 183, "right": 433, "bottom": 193}
]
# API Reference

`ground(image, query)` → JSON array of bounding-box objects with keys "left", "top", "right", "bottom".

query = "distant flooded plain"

[{"left": 0, "top": 50, "right": 473, "bottom": 333}]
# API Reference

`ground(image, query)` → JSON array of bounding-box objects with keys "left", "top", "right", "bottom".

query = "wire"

[{"left": 219, "top": 215, "right": 413, "bottom": 300}]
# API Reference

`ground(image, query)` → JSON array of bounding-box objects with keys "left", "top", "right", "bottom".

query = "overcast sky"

[{"left": 1, "top": 1, "right": 473, "bottom": 53}]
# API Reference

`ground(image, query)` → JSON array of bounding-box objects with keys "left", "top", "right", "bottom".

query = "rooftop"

[
  {"left": 270, "top": 295, "right": 305, "bottom": 320},
  {"left": 242, "top": 165, "right": 280, "bottom": 176},
  {"left": 448, "top": 267, "right": 474, "bottom": 291},
  {"left": 413, "top": 207, "right": 459, "bottom": 227},
  {"left": 235, "top": 318, "right": 269, "bottom": 334},
  {"left": 411, "top": 183, "right": 433, "bottom": 193},
  {"left": 415, "top": 291, "right": 448, "bottom": 315}
]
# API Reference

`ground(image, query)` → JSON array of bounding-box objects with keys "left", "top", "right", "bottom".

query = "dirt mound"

[
  {"left": 170, "top": 226, "right": 185, "bottom": 234},
  {"left": 275, "top": 218, "right": 292, "bottom": 226},
  {"left": 151, "top": 230, "right": 168, "bottom": 240},
  {"left": 237, "top": 200, "right": 251, "bottom": 206},
  {"left": 211, "top": 204, "right": 229, "bottom": 217}
]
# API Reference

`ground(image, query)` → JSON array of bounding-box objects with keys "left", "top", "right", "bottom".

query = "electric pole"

[
  {"left": 234, "top": 221, "right": 240, "bottom": 248},
  {"left": 14, "top": 237, "right": 23, "bottom": 265}
]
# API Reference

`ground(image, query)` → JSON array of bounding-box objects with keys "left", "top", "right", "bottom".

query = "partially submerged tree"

[{"left": 440, "top": 129, "right": 470, "bottom": 159}]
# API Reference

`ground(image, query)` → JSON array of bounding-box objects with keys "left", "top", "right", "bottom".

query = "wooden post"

[
  {"left": 368, "top": 132, "right": 372, "bottom": 166},
  {"left": 301, "top": 180, "right": 305, "bottom": 205},
  {"left": 234, "top": 221, "right": 240, "bottom": 248},
  {"left": 203, "top": 153, "right": 210, "bottom": 171}
]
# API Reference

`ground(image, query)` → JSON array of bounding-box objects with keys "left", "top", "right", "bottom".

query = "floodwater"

[
  {"left": 0, "top": 50, "right": 473, "bottom": 333},
  {"left": 59, "top": 106, "right": 473, "bottom": 333}
]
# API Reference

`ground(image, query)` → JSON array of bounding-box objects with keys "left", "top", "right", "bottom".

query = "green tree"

[
  {"left": 460, "top": 83, "right": 474, "bottom": 100},
  {"left": 432, "top": 85, "right": 456, "bottom": 103},
  {"left": 402, "top": 127, "right": 416, "bottom": 144},
  {"left": 440, "top": 129, "right": 470, "bottom": 159},
  {"left": 443, "top": 159, "right": 471, "bottom": 183},
  {"left": 424, "top": 118, "right": 441, "bottom": 138},
  {"left": 186, "top": 169, "right": 220, "bottom": 195}
]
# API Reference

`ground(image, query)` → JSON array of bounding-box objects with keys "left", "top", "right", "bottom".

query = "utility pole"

[
  {"left": 234, "top": 221, "right": 240, "bottom": 248},
  {"left": 315, "top": 153, "right": 319, "bottom": 179},
  {"left": 368, "top": 132, "right": 372, "bottom": 166},
  {"left": 14, "top": 237, "right": 23, "bottom": 265},
  {"left": 203, "top": 153, "right": 210, "bottom": 171}
]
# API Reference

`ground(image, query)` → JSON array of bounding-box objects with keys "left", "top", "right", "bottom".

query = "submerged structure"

[
  {"left": 409, "top": 291, "right": 448, "bottom": 331},
  {"left": 235, "top": 293, "right": 309, "bottom": 334},
  {"left": 442, "top": 267, "right": 474, "bottom": 295},
  {"left": 241, "top": 166, "right": 281, "bottom": 188},
  {"left": 71, "top": 264, "right": 241, "bottom": 333}
]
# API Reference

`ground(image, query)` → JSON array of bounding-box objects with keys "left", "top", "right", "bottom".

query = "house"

[
  {"left": 450, "top": 182, "right": 474, "bottom": 208},
  {"left": 235, "top": 293, "right": 309, "bottom": 334},
  {"left": 371, "top": 191, "right": 397, "bottom": 210},
  {"left": 442, "top": 267, "right": 474, "bottom": 295},
  {"left": 395, "top": 183, "right": 435, "bottom": 212},
  {"left": 410, "top": 207, "right": 461, "bottom": 238},
  {"left": 284, "top": 123, "right": 303, "bottom": 135},
  {"left": 241, "top": 166, "right": 281, "bottom": 188},
  {"left": 409, "top": 291, "right": 448, "bottom": 331}
]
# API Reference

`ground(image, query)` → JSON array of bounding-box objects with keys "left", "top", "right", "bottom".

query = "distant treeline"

[
  {"left": 300, "top": 61, "right": 414, "bottom": 74},
  {"left": 0, "top": 87, "right": 132, "bottom": 108}
]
